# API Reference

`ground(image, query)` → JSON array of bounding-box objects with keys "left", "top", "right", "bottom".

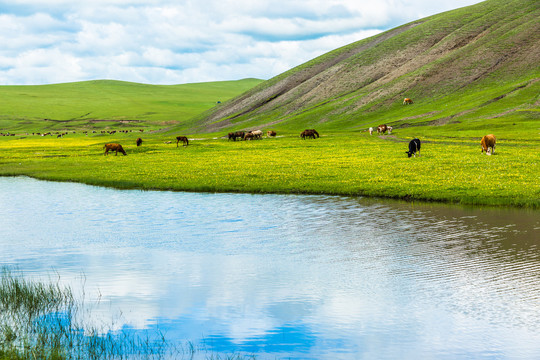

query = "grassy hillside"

[
  {"left": 0, "top": 0, "right": 538, "bottom": 208},
  {"left": 0, "top": 78, "right": 263, "bottom": 132},
  {"left": 188, "top": 0, "right": 539, "bottom": 139}
]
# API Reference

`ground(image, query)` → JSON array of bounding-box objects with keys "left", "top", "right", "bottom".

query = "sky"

[{"left": 0, "top": 0, "right": 485, "bottom": 85}]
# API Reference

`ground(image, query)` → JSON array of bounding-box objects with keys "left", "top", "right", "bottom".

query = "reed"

[{"left": 0, "top": 267, "right": 244, "bottom": 360}]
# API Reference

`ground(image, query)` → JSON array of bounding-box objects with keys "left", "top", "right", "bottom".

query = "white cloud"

[{"left": 0, "top": 0, "right": 484, "bottom": 85}]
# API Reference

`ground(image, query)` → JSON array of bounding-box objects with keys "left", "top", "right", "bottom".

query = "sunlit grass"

[{"left": 1, "top": 132, "right": 538, "bottom": 208}]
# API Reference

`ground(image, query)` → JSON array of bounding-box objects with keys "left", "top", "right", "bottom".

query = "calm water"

[{"left": 1, "top": 176, "right": 540, "bottom": 359}]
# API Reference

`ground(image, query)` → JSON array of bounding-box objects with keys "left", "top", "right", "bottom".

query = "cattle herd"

[{"left": 2, "top": 99, "right": 496, "bottom": 158}]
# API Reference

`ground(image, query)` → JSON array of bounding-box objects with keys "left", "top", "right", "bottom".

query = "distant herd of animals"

[
  {"left": 102, "top": 129, "right": 496, "bottom": 159},
  {"left": 1, "top": 98, "right": 497, "bottom": 158}
]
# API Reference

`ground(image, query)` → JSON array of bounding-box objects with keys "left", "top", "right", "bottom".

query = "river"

[{"left": 1, "top": 176, "right": 539, "bottom": 359}]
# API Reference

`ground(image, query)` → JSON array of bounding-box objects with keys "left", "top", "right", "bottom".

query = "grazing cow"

[
  {"left": 136, "top": 138, "right": 143, "bottom": 147},
  {"left": 387, "top": 126, "right": 393, "bottom": 134},
  {"left": 406, "top": 138, "right": 421, "bottom": 158},
  {"left": 377, "top": 124, "right": 388, "bottom": 135},
  {"left": 176, "top": 136, "right": 189, "bottom": 147},
  {"left": 228, "top": 132, "right": 236, "bottom": 141},
  {"left": 369, "top": 127, "right": 374, "bottom": 135},
  {"left": 251, "top": 130, "right": 263, "bottom": 139},
  {"left": 104, "top": 143, "right": 127, "bottom": 156},
  {"left": 267, "top": 130, "right": 277, "bottom": 137},
  {"left": 244, "top": 132, "right": 255, "bottom": 140},
  {"left": 403, "top": 98, "right": 413, "bottom": 105},
  {"left": 480, "top": 134, "right": 496, "bottom": 155}
]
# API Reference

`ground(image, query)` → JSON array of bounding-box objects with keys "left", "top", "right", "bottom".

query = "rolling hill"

[
  {"left": 186, "top": 0, "right": 539, "bottom": 136},
  {"left": 0, "top": 78, "right": 262, "bottom": 132}
]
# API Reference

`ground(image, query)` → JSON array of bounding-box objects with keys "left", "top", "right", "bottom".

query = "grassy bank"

[{"left": 0, "top": 131, "right": 538, "bottom": 208}]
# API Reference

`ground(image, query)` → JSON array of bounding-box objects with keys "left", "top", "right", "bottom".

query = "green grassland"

[
  {"left": 0, "top": 0, "right": 538, "bottom": 208},
  {"left": 0, "top": 78, "right": 262, "bottom": 133},
  {"left": 0, "top": 129, "right": 538, "bottom": 208}
]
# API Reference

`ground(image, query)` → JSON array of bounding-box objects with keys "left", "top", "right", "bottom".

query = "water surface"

[{"left": 1, "top": 176, "right": 539, "bottom": 359}]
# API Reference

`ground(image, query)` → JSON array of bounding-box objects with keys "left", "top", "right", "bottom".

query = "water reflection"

[{"left": 1, "top": 176, "right": 539, "bottom": 359}]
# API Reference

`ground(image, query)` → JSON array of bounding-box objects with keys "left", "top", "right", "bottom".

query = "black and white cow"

[{"left": 406, "top": 138, "right": 421, "bottom": 158}]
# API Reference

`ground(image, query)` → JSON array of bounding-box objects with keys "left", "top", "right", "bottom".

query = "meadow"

[
  {"left": 0, "top": 79, "right": 262, "bottom": 133},
  {"left": 0, "top": 129, "right": 538, "bottom": 208}
]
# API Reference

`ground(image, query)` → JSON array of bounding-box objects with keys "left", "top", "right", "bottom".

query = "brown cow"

[
  {"left": 300, "top": 129, "right": 319, "bottom": 139},
  {"left": 403, "top": 98, "right": 413, "bottom": 105},
  {"left": 244, "top": 132, "right": 255, "bottom": 140},
  {"left": 104, "top": 143, "right": 127, "bottom": 156},
  {"left": 267, "top": 130, "right": 277, "bottom": 137},
  {"left": 176, "top": 136, "right": 189, "bottom": 147},
  {"left": 377, "top": 124, "right": 388, "bottom": 135},
  {"left": 136, "top": 138, "right": 143, "bottom": 146},
  {"left": 481, "top": 134, "right": 496, "bottom": 155}
]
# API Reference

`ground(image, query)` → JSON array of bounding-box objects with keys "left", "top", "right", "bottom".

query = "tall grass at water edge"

[{"left": 0, "top": 268, "right": 252, "bottom": 360}]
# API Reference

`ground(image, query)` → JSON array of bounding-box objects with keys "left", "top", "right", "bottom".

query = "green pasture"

[
  {"left": 0, "top": 78, "right": 262, "bottom": 132},
  {"left": 0, "top": 130, "right": 538, "bottom": 208}
]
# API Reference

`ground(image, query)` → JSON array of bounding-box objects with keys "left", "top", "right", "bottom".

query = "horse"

[
  {"left": 176, "top": 136, "right": 189, "bottom": 147},
  {"left": 403, "top": 98, "right": 413, "bottom": 105},
  {"left": 301, "top": 129, "right": 320, "bottom": 139},
  {"left": 104, "top": 143, "right": 127, "bottom": 156},
  {"left": 228, "top": 131, "right": 245, "bottom": 141},
  {"left": 251, "top": 130, "right": 263, "bottom": 139}
]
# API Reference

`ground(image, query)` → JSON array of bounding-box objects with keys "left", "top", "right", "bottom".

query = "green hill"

[
  {"left": 0, "top": 78, "right": 263, "bottom": 132},
  {"left": 187, "top": 0, "right": 539, "bottom": 138}
]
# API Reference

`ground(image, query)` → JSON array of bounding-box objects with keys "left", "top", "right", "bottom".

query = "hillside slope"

[
  {"left": 0, "top": 78, "right": 262, "bottom": 132},
  {"left": 188, "top": 0, "right": 539, "bottom": 134}
]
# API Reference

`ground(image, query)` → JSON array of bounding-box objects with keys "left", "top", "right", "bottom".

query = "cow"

[
  {"left": 176, "top": 136, "right": 189, "bottom": 147},
  {"left": 228, "top": 132, "right": 236, "bottom": 141},
  {"left": 244, "top": 132, "right": 255, "bottom": 140},
  {"left": 104, "top": 143, "right": 127, "bottom": 156},
  {"left": 267, "top": 130, "right": 277, "bottom": 137},
  {"left": 369, "top": 127, "right": 374, "bottom": 135},
  {"left": 377, "top": 124, "right": 388, "bottom": 135},
  {"left": 481, "top": 134, "right": 496, "bottom": 155},
  {"left": 387, "top": 126, "right": 393, "bottom": 134},
  {"left": 301, "top": 129, "right": 319, "bottom": 139},
  {"left": 403, "top": 98, "right": 413, "bottom": 105},
  {"left": 136, "top": 138, "right": 143, "bottom": 146},
  {"left": 406, "top": 138, "right": 421, "bottom": 158}
]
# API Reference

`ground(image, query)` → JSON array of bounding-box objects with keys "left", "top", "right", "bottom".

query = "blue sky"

[{"left": 0, "top": 0, "right": 484, "bottom": 85}]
